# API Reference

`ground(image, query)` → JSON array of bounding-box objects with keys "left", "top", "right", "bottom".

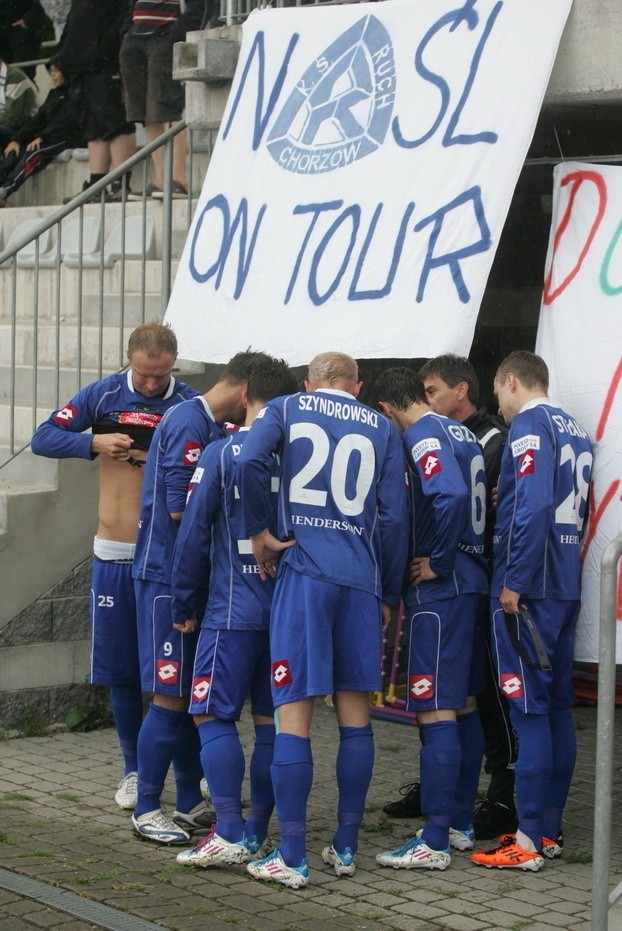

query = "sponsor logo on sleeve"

[
  {"left": 411, "top": 437, "right": 442, "bottom": 462},
  {"left": 54, "top": 404, "right": 78, "bottom": 425},
  {"left": 190, "top": 467, "right": 204, "bottom": 485},
  {"left": 157, "top": 660, "right": 179, "bottom": 685},
  {"left": 420, "top": 452, "right": 442, "bottom": 480},
  {"left": 183, "top": 441, "right": 203, "bottom": 465},
  {"left": 518, "top": 450, "right": 536, "bottom": 476},
  {"left": 272, "top": 659, "right": 293, "bottom": 687},
  {"left": 192, "top": 677, "right": 211, "bottom": 702},
  {"left": 409, "top": 674, "right": 434, "bottom": 699},
  {"left": 511, "top": 435, "right": 540, "bottom": 457},
  {"left": 500, "top": 673, "right": 524, "bottom": 698}
]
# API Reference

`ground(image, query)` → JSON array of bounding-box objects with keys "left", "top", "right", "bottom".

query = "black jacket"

[
  {"left": 54, "top": 0, "right": 127, "bottom": 74},
  {"left": 12, "top": 79, "right": 85, "bottom": 148}
]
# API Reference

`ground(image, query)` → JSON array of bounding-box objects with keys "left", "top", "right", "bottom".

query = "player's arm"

[
  {"left": 237, "top": 401, "right": 286, "bottom": 538},
  {"left": 170, "top": 443, "right": 222, "bottom": 626},
  {"left": 31, "top": 384, "right": 132, "bottom": 461},
  {"left": 502, "top": 412, "right": 554, "bottom": 598},
  {"left": 160, "top": 404, "right": 208, "bottom": 521},
  {"left": 377, "top": 424, "right": 409, "bottom": 606}
]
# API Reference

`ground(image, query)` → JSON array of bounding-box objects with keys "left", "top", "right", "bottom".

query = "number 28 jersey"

[
  {"left": 237, "top": 389, "right": 409, "bottom": 606},
  {"left": 491, "top": 400, "right": 593, "bottom": 600}
]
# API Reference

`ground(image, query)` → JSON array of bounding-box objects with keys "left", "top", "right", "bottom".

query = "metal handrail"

[
  {"left": 219, "top": 0, "right": 378, "bottom": 25},
  {"left": 0, "top": 120, "right": 215, "bottom": 471},
  {"left": 592, "top": 532, "right": 622, "bottom": 930}
]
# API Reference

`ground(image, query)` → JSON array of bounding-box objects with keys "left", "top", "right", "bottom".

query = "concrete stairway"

[{"left": 0, "top": 159, "right": 208, "bottom": 703}]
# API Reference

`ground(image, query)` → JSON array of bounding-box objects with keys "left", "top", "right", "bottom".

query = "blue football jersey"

[
  {"left": 237, "top": 388, "right": 409, "bottom": 605},
  {"left": 171, "top": 429, "right": 279, "bottom": 630},
  {"left": 133, "top": 396, "right": 227, "bottom": 585},
  {"left": 403, "top": 412, "right": 489, "bottom": 606},
  {"left": 491, "top": 400, "right": 593, "bottom": 600},
  {"left": 31, "top": 371, "right": 196, "bottom": 460}
]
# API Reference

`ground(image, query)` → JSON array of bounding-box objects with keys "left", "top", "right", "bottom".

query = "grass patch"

[
  {"left": 65, "top": 869, "right": 125, "bottom": 886},
  {"left": 0, "top": 727, "right": 9, "bottom": 740},
  {"left": 509, "top": 922, "right": 536, "bottom": 931},
  {"left": 55, "top": 792, "right": 81, "bottom": 803},
  {"left": 192, "top": 906, "right": 211, "bottom": 915},
  {"left": 0, "top": 830, "right": 9, "bottom": 843},
  {"left": 359, "top": 821, "right": 390, "bottom": 834},
  {"left": 21, "top": 709, "right": 48, "bottom": 738},
  {"left": 377, "top": 743, "right": 402, "bottom": 753},
  {"left": 2, "top": 792, "right": 33, "bottom": 801},
  {"left": 565, "top": 851, "right": 592, "bottom": 864}
]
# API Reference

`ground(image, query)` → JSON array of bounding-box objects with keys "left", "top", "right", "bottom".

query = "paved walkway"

[{"left": 0, "top": 703, "right": 620, "bottom": 930}]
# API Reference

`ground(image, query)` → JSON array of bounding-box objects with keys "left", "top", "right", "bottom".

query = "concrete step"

[
  {"left": 0, "top": 323, "right": 138, "bottom": 370},
  {"left": 0, "top": 446, "right": 59, "bottom": 486}
]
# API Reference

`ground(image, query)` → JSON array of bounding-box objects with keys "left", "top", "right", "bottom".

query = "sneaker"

[
  {"left": 132, "top": 809, "right": 191, "bottom": 845},
  {"left": 472, "top": 798, "right": 518, "bottom": 840},
  {"left": 382, "top": 782, "right": 422, "bottom": 818},
  {"left": 376, "top": 836, "right": 451, "bottom": 870},
  {"left": 321, "top": 845, "right": 356, "bottom": 877},
  {"left": 471, "top": 835, "right": 544, "bottom": 871},
  {"left": 247, "top": 848, "right": 309, "bottom": 888},
  {"left": 172, "top": 802, "right": 214, "bottom": 834},
  {"left": 152, "top": 180, "right": 188, "bottom": 200},
  {"left": 176, "top": 829, "right": 249, "bottom": 867},
  {"left": 62, "top": 181, "right": 101, "bottom": 205},
  {"left": 542, "top": 833, "right": 563, "bottom": 859},
  {"left": 127, "top": 182, "right": 162, "bottom": 201},
  {"left": 114, "top": 771, "right": 137, "bottom": 810},
  {"left": 448, "top": 825, "right": 476, "bottom": 851},
  {"left": 241, "top": 834, "right": 275, "bottom": 861}
]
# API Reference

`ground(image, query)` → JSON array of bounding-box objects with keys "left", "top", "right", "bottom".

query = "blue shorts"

[
  {"left": 188, "top": 628, "right": 274, "bottom": 720},
  {"left": 269, "top": 566, "right": 382, "bottom": 706},
  {"left": 91, "top": 557, "right": 140, "bottom": 686},
  {"left": 135, "top": 579, "right": 199, "bottom": 697},
  {"left": 491, "top": 598, "right": 578, "bottom": 714},
  {"left": 405, "top": 593, "right": 481, "bottom": 712}
]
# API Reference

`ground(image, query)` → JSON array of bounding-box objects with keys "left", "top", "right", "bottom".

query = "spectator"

[
  {"left": 0, "top": 55, "right": 37, "bottom": 148},
  {"left": 54, "top": 0, "right": 136, "bottom": 203},
  {"left": 0, "top": 59, "right": 85, "bottom": 206},
  {"left": 120, "top": 0, "right": 214, "bottom": 199},
  {"left": 0, "top": 1, "right": 46, "bottom": 81}
]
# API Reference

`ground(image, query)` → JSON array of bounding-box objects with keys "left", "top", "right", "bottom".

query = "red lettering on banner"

[
  {"left": 542, "top": 171, "right": 607, "bottom": 305},
  {"left": 581, "top": 481, "right": 621, "bottom": 567},
  {"left": 595, "top": 356, "right": 622, "bottom": 442}
]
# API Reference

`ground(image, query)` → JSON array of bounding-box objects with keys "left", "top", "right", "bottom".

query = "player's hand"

[
  {"left": 381, "top": 602, "right": 393, "bottom": 632},
  {"left": 410, "top": 557, "right": 439, "bottom": 585},
  {"left": 499, "top": 586, "right": 521, "bottom": 615},
  {"left": 251, "top": 528, "right": 296, "bottom": 581},
  {"left": 91, "top": 433, "right": 134, "bottom": 460},
  {"left": 26, "top": 137, "right": 43, "bottom": 151},
  {"left": 491, "top": 485, "right": 499, "bottom": 508},
  {"left": 173, "top": 617, "right": 197, "bottom": 634},
  {"left": 3, "top": 141, "right": 19, "bottom": 156}
]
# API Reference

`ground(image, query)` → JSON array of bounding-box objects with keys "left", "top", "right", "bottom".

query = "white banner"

[
  {"left": 166, "top": 0, "right": 571, "bottom": 365},
  {"left": 536, "top": 161, "right": 622, "bottom": 663}
]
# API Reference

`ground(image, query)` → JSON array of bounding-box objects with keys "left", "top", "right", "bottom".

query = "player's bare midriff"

[{"left": 98, "top": 453, "right": 148, "bottom": 542}]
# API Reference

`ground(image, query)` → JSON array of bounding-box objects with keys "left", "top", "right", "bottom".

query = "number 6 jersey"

[
  {"left": 237, "top": 388, "right": 409, "bottom": 607},
  {"left": 491, "top": 399, "right": 593, "bottom": 600}
]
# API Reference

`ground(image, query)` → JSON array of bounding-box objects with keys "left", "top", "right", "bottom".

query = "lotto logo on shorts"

[
  {"left": 272, "top": 660, "right": 293, "bottom": 687},
  {"left": 183, "top": 442, "right": 202, "bottom": 465},
  {"left": 157, "top": 660, "right": 179, "bottom": 685},
  {"left": 54, "top": 404, "right": 78, "bottom": 425},
  {"left": 420, "top": 453, "right": 442, "bottom": 480},
  {"left": 501, "top": 673, "right": 524, "bottom": 697},
  {"left": 519, "top": 451, "right": 536, "bottom": 476},
  {"left": 409, "top": 675, "right": 434, "bottom": 699},
  {"left": 192, "top": 677, "right": 211, "bottom": 702}
]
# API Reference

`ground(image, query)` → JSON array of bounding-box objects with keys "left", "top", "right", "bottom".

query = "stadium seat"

[
  {"left": 17, "top": 216, "right": 101, "bottom": 268},
  {"left": 64, "top": 215, "right": 156, "bottom": 269},
  {"left": 0, "top": 218, "right": 53, "bottom": 266}
]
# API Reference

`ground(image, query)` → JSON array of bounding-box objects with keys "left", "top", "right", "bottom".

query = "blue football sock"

[
  {"left": 245, "top": 723, "right": 275, "bottom": 845},
  {"left": 333, "top": 725, "right": 374, "bottom": 854},
  {"left": 419, "top": 720, "right": 460, "bottom": 851},
  {"left": 198, "top": 719, "right": 245, "bottom": 842},
  {"left": 452, "top": 709, "right": 485, "bottom": 830},
  {"left": 509, "top": 707, "right": 553, "bottom": 849},
  {"left": 135, "top": 703, "right": 185, "bottom": 817},
  {"left": 542, "top": 708, "right": 576, "bottom": 840},
  {"left": 172, "top": 714, "right": 204, "bottom": 815},
  {"left": 109, "top": 683, "right": 143, "bottom": 774},
  {"left": 271, "top": 733, "right": 313, "bottom": 867}
]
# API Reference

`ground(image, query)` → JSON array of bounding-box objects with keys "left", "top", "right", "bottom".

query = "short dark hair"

[
  {"left": 127, "top": 322, "right": 177, "bottom": 358},
  {"left": 373, "top": 366, "right": 427, "bottom": 410},
  {"left": 247, "top": 357, "right": 298, "bottom": 404},
  {"left": 220, "top": 350, "right": 271, "bottom": 385},
  {"left": 419, "top": 354, "right": 479, "bottom": 406},
  {"left": 495, "top": 350, "right": 549, "bottom": 391}
]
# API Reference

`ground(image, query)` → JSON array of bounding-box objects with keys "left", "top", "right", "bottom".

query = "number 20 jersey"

[
  {"left": 491, "top": 400, "right": 593, "bottom": 601},
  {"left": 237, "top": 389, "right": 409, "bottom": 606}
]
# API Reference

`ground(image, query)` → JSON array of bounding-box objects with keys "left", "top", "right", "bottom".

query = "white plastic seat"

[
  {"left": 17, "top": 216, "right": 101, "bottom": 268},
  {"left": 0, "top": 218, "right": 53, "bottom": 267},
  {"left": 64, "top": 215, "right": 156, "bottom": 269},
  {"left": 71, "top": 148, "right": 89, "bottom": 161}
]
